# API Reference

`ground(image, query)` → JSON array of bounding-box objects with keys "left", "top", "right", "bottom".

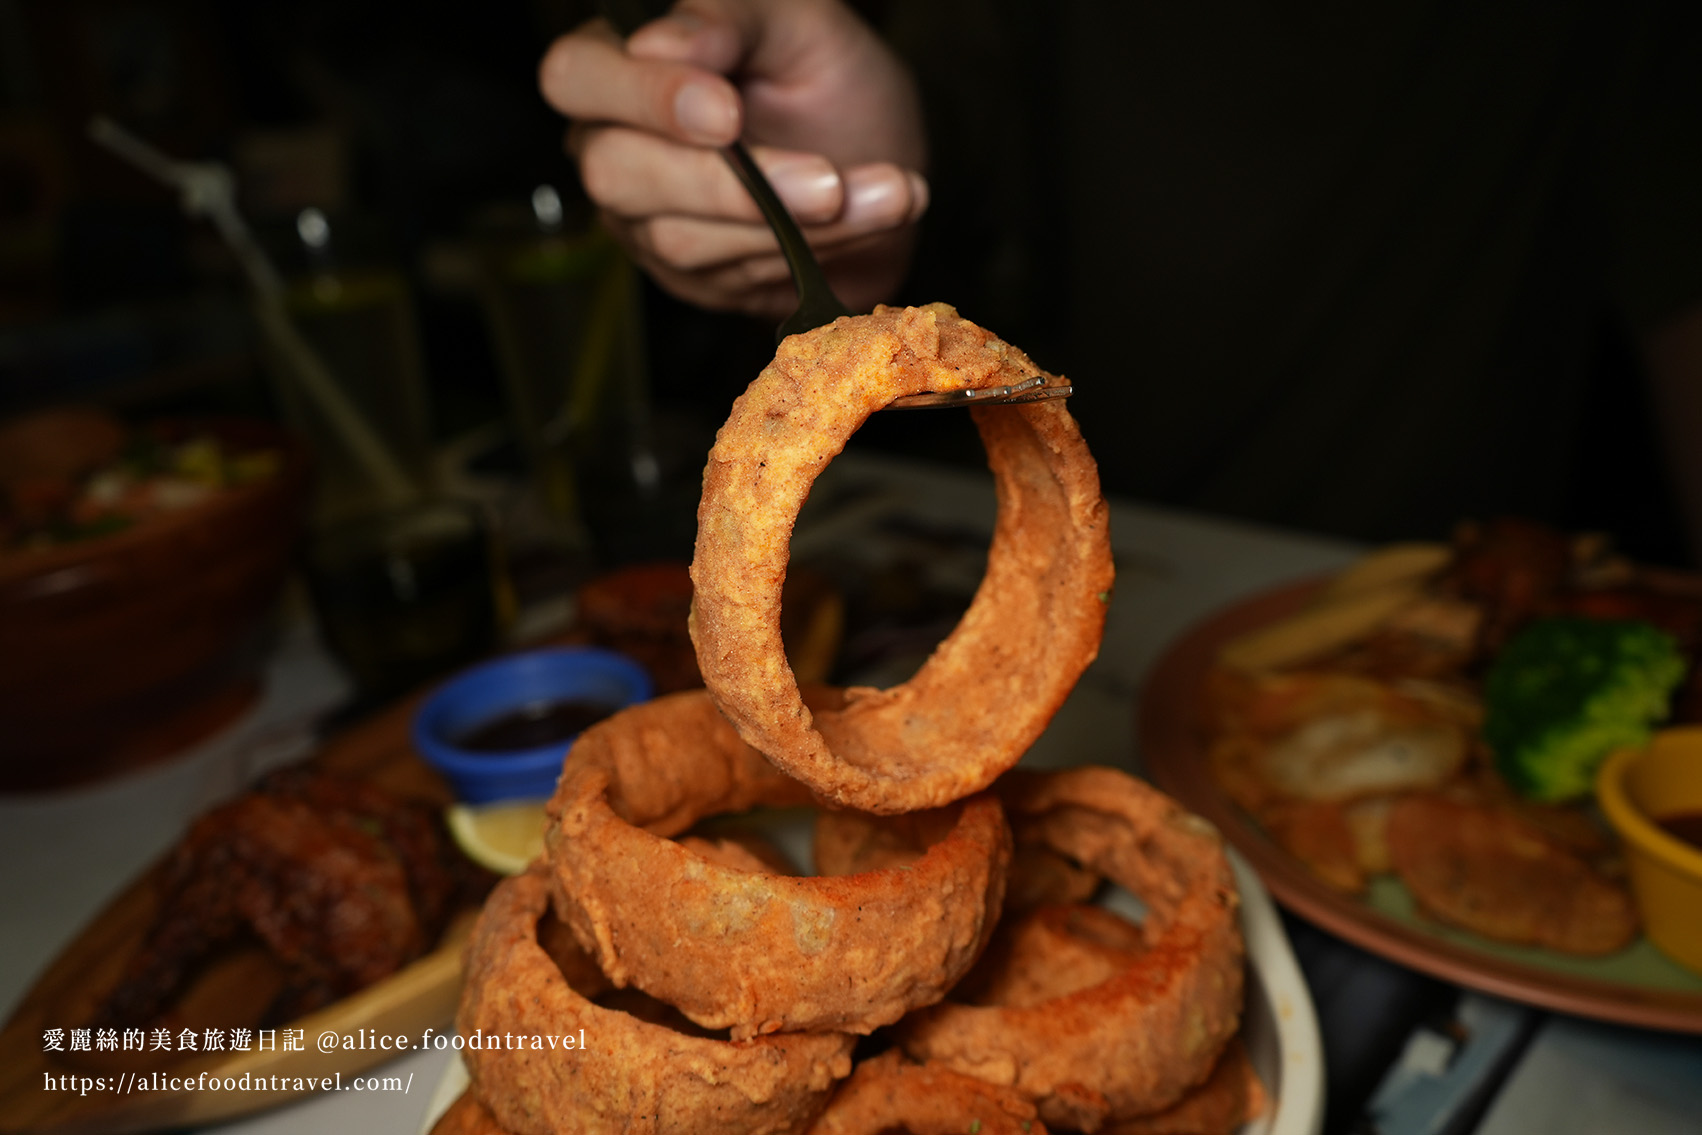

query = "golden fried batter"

[
  {"left": 691, "top": 303, "right": 1113, "bottom": 814},
  {"left": 900, "top": 767, "right": 1244, "bottom": 1131},
  {"left": 458, "top": 868, "right": 853, "bottom": 1135},
  {"left": 806, "top": 1050, "right": 1046, "bottom": 1135},
  {"left": 545, "top": 689, "right": 1011, "bottom": 1039},
  {"left": 1102, "top": 1039, "right": 1266, "bottom": 1135},
  {"left": 429, "top": 1092, "right": 512, "bottom": 1135}
]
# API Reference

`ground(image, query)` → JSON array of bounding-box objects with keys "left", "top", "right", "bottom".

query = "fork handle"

[
  {"left": 597, "top": 0, "right": 852, "bottom": 341},
  {"left": 721, "top": 142, "right": 854, "bottom": 339}
]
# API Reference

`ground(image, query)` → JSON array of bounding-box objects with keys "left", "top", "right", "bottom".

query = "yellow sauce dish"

[{"left": 1597, "top": 727, "right": 1702, "bottom": 976}]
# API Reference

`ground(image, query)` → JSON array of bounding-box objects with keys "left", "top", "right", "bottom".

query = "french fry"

[
  {"left": 1219, "top": 583, "right": 1421, "bottom": 672},
  {"left": 1311, "top": 542, "right": 1451, "bottom": 605}
]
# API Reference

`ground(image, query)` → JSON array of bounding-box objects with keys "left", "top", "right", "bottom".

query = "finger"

[
  {"left": 626, "top": 163, "right": 927, "bottom": 271},
  {"left": 538, "top": 22, "right": 741, "bottom": 146},
  {"left": 574, "top": 127, "right": 844, "bottom": 225},
  {"left": 840, "top": 162, "right": 929, "bottom": 227},
  {"left": 609, "top": 214, "right": 915, "bottom": 323},
  {"left": 625, "top": 5, "right": 746, "bottom": 72},
  {"left": 692, "top": 226, "right": 918, "bottom": 319},
  {"left": 605, "top": 211, "right": 797, "bottom": 319}
]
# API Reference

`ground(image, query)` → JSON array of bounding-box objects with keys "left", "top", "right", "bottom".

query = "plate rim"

[{"left": 1137, "top": 574, "right": 1702, "bottom": 1035}]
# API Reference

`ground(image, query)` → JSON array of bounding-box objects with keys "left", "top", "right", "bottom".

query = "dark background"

[{"left": 0, "top": 0, "right": 1686, "bottom": 563}]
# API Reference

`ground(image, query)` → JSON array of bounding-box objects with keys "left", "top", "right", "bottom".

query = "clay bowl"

[{"left": 0, "top": 418, "right": 310, "bottom": 789}]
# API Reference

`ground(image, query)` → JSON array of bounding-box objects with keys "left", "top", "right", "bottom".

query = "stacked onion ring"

[
  {"left": 690, "top": 303, "right": 1115, "bottom": 814},
  {"left": 543, "top": 689, "right": 1012, "bottom": 1040},
  {"left": 436, "top": 307, "right": 1260, "bottom": 1135}
]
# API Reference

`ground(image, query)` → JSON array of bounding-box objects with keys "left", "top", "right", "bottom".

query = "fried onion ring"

[
  {"left": 429, "top": 1092, "right": 511, "bottom": 1135},
  {"left": 952, "top": 903, "right": 1146, "bottom": 1010},
  {"left": 457, "top": 866, "right": 853, "bottom": 1135},
  {"left": 690, "top": 303, "right": 1114, "bottom": 814},
  {"left": 806, "top": 1050, "right": 1047, "bottom": 1135},
  {"left": 1102, "top": 1039, "right": 1266, "bottom": 1135},
  {"left": 544, "top": 689, "right": 1012, "bottom": 1039},
  {"left": 815, "top": 807, "right": 1103, "bottom": 916},
  {"left": 898, "top": 767, "right": 1244, "bottom": 1131}
]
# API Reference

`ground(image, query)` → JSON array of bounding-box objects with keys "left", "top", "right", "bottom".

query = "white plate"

[
  {"left": 418, "top": 835, "right": 1323, "bottom": 1135},
  {"left": 1230, "top": 847, "right": 1326, "bottom": 1135}
]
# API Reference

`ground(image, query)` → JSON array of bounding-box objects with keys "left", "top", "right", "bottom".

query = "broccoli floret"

[{"left": 1483, "top": 617, "right": 1686, "bottom": 802}]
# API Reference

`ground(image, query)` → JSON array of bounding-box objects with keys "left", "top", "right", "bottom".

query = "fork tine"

[{"left": 886, "top": 379, "right": 1072, "bottom": 410}]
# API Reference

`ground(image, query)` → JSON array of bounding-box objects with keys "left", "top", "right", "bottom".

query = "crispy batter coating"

[
  {"left": 458, "top": 868, "right": 854, "bottom": 1135},
  {"left": 429, "top": 1092, "right": 511, "bottom": 1135},
  {"left": 815, "top": 807, "right": 1103, "bottom": 916},
  {"left": 806, "top": 1050, "right": 1046, "bottom": 1135},
  {"left": 953, "top": 904, "right": 1147, "bottom": 1010},
  {"left": 1386, "top": 793, "right": 1638, "bottom": 955},
  {"left": 544, "top": 690, "right": 1011, "bottom": 1039},
  {"left": 690, "top": 303, "right": 1113, "bottom": 814},
  {"left": 899, "top": 768, "right": 1244, "bottom": 1132},
  {"left": 1102, "top": 1039, "right": 1266, "bottom": 1135}
]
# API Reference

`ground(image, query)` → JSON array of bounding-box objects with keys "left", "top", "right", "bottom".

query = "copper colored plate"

[{"left": 1139, "top": 576, "right": 1702, "bottom": 1034}]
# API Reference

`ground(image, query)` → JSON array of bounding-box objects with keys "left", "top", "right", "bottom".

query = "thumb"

[{"left": 539, "top": 15, "right": 743, "bottom": 147}]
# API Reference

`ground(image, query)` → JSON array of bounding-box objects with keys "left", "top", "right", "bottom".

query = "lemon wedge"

[{"left": 446, "top": 799, "right": 549, "bottom": 875}]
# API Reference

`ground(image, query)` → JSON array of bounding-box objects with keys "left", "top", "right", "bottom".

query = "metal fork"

[{"left": 597, "top": 0, "right": 1070, "bottom": 409}]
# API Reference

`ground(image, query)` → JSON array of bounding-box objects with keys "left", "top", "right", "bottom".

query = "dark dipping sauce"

[
  {"left": 454, "top": 698, "right": 619, "bottom": 753},
  {"left": 1656, "top": 811, "right": 1702, "bottom": 854}
]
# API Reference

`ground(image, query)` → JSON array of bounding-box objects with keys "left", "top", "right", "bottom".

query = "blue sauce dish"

[{"left": 413, "top": 646, "right": 653, "bottom": 803}]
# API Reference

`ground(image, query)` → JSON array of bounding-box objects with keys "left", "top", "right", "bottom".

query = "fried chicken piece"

[
  {"left": 262, "top": 768, "right": 480, "bottom": 935},
  {"left": 1446, "top": 518, "right": 1573, "bottom": 655},
  {"left": 1386, "top": 793, "right": 1637, "bottom": 955},
  {"left": 575, "top": 562, "right": 702, "bottom": 693},
  {"left": 91, "top": 770, "right": 486, "bottom": 1029},
  {"left": 94, "top": 793, "right": 419, "bottom": 1027}
]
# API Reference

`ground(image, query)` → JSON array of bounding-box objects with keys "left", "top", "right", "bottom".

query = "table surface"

[{"left": 4, "top": 448, "right": 1700, "bottom": 1135}]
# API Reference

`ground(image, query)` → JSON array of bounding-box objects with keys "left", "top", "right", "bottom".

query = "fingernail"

[
  {"left": 842, "top": 167, "right": 907, "bottom": 226},
  {"left": 632, "top": 11, "right": 703, "bottom": 56},
  {"left": 673, "top": 81, "right": 736, "bottom": 142},
  {"left": 766, "top": 157, "right": 842, "bottom": 220},
  {"left": 906, "top": 171, "right": 930, "bottom": 221}
]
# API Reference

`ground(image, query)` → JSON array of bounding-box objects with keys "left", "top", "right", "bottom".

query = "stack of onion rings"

[
  {"left": 457, "top": 867, "right": 854, "bottom": 1135},
  {"left": 690, "top": 303, "right": 1114, "bottom": 814},
  {"left": 544, "top": 688, "right": 1012, "bottom": 1039},
  {"left": 444, "top": 306, "right": 1263, "bottom": 1135},
  {"left": 898, "top": 767, "right": 1245, "bottom": 1131}
]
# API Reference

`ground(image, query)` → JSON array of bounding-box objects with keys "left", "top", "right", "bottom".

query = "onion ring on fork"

[
  {"left": 543, "top": 689, "right": 1012, "bottom": 1040},
  {"left": 690, "top": 303, "right": 1114, "bottom": 814},
  {"left": 898, "top": 767, "right": 1244, "bottom": 1131}
]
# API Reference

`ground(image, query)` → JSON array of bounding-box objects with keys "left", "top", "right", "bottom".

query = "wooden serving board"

[{"left": 0, "top": 691, "right": 478, "bottom": 1135}]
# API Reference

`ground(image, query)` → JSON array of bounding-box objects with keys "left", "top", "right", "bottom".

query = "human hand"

[{"left": 539, "top": 0, "right": 927, "bottom": 319}]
